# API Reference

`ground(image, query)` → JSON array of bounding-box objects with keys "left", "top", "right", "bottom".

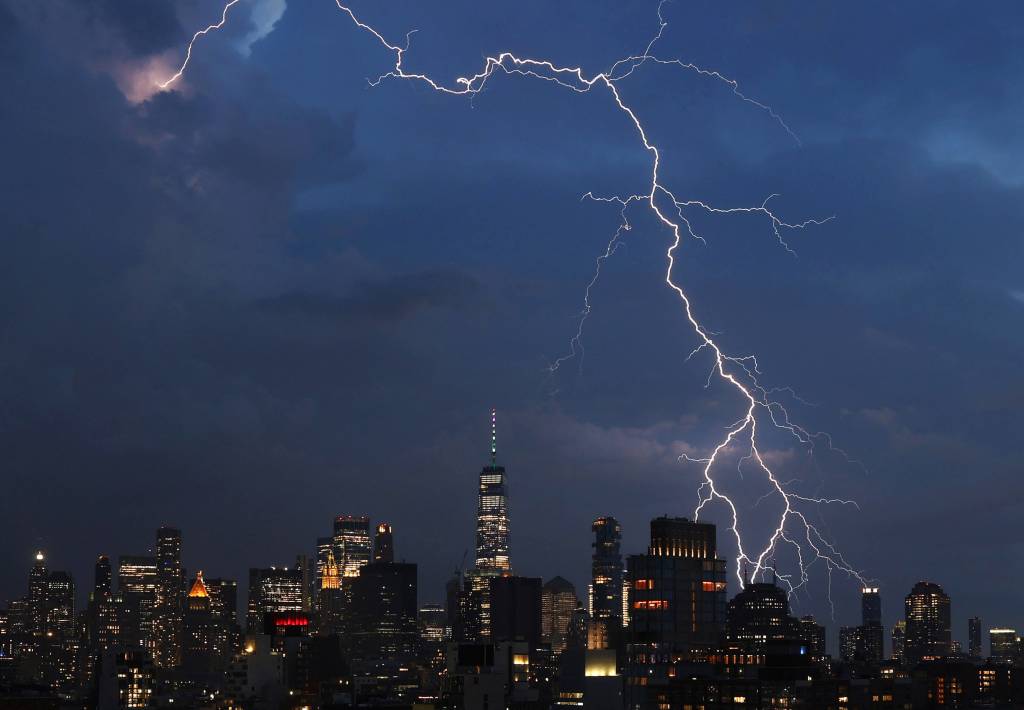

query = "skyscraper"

[
  {"left": 94, "top": 555, "right": 112, "bottom": 598},
  {"left": 183, "top": 571, "right": 218, "bottom": 674},
  {"left": 468, "top": 409, "right": 512, "bottom": 640},
  {"left": 28, "top": 551, "right": 48, "bottom": 636},
  {"left": 590, "top": 516, "right": 623, "bottom": 633},
  {"left": 968, "top": 616, "right": 982, "bottom": 659},
  {"left": 726, "top": 573, "right": 801, "bottom": 654},
  {"left": 333, "top": 515, "right": 372, "bottom": 579},
  {"left": 799, "top": 615, "right": 827, "bottom": 659},
  {"left": 118, "top": 555, "right": 159, "bottom": 652},
  {"left": 860, "top": 586, "right": 884, "bottom": 663},
  {"left": 891, "top": 620, "right": 906, "bottom": 664},
  {"left": 476, "top": 409, "right": 510, "bottom": 572},
  {"left": 153, "top": 526, "right": 183, "bottom": 667},
  {"left": 374, "top": 522, "right": 395, "bottom": 564},
  {"left": 348, "top": 561, "right": 418, "bottom": 662},
  {"left": 904, "top": 581, "right": 951, "bottom": 666},
  {"left": 247, "top": 567, "right": 305, "bottom": 634},
  {"left": 490, "top": 575, "right": 543, "bottom": 648},
  {"left": 317, "top": 548, "right": 345, "bottom": 636},
  {"left": 626, "top": 516, "right": 727, "bottom": 687},
  {"left": 542, "top": 576, "right": 578, "bottom": 654},
  {"left": 989, "top": 628, "right": 1018, "bottom": 664}
]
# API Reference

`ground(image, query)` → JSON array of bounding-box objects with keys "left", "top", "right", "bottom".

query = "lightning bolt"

[{"left": 160, "top": 0, "right": 869, "bottom": 600}]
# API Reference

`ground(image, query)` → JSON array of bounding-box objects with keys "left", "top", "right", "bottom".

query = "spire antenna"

[{"left": 490, "top": 408, "right": 497, "bottom": 465}]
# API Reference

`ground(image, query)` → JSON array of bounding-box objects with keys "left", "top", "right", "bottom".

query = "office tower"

[
  {"left": 374, "top": 523, "right": 395, "bottom": 563},
  {"left": 626, "top": 516, "right": 727, "bottom": 691},
  {"left": 476, "top": 409, "right": 511, "bottom": 572},
  {"left": 467, "top": 409, "right": 512, "bottom": 640},
  {"left": 839, "top": 626, "right": 858, "bottom": 662},
  {"left": 857, "top": 586, "right": 884, "bottom": 663},
  {"left": 989, "top": 628, "right": 1018, "bottom": 664},
  {"left": 317, "top": 548, "right": 345, "bottom": 636},
  {"left": 118, "top": 555, "right": 158, "bottom": 652},
  {"left": 182, "top": 571, "right": 218, "bottom": 674},
  {"left": 94, "top": 555, "right": 113, "bottom": 598},
  {"left": 153, "top": 526, "right": 183, "bottom": 667},
  {"left": 542, "top": 576, "right": 578, "bottom": 654},
  {"left": 862, "top": 586, "right": 882, "bottom": 626},
  {"left": 204, "top": 578, "right": 238, "bottom": 628},
  {"left": 45, "top": 571, "right": 75, "bottom": 636},
  {"left": 315, "top": 537, "right": 334, "bottom": 589},
  {"left": 295, "top": 554, "right": 312, "bottom": 612},
  {"left": 490, "top": 576, "right": 543, "bottom": 648},
  {"left": 969, "top": 617, "right": 982, "bottom": 658},
  {"left": 348, "top": 561, "right": 418, "bottom": 662},
  {"left": 333, "top": 515, "right": 372, "bottom": 579},
  {"left": 247, "top": 567, "right": 305, "bottom": 634},
  {"left": 904, "top": 581, "right": 951, "bottom": 665},
  {"left": 892, "top": 620, "right": 906, "bottom": 664},
  {"left": 419, "top": 604, "right": 447, "bottom": 642},
  {"left": 98, "top": 648, "right": 154, "bottom": 709},
  {"left": 28, "top": 551, "right": 48, "bottom": 636},
  {"left": 799, "top": 615, "right": 827, "bottom": 659},
  {"left": 725, "top": 572, "right": 802, "bottom": 653},
  {"left": 204, "top": 577, "right": 240, "bottom": 659},
  {"left": 590, "top": 517, "right": 623, "bottom": 631}
]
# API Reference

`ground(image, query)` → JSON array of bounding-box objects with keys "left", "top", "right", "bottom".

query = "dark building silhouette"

[
  {"left": 490, "top": 575, "right": 542, "bottom": 648},
  {"left": 799, "top": 615, "right": 827, "bottom": 660},
  {"left": 374, "top": 522, "right": 395, "bottom": 564},
  {"left": 989, "top": 628, "right": 1018, "bottom": 664},
  {"left": 968, "top": 616, "right": 982, "bottom": 659},
  {"left": 904, "top": 581, "right": 951, "bottom": 666},
  {"left": 892, "top": 620, "right": 906, "bottom": 664},
  {"left": 94, "top": 555, "right": 112, "bottom": 598},
  {"left": 590, "top": 516, "right": 623, "bottom": 647},
  {"left": 348, "top": 561, "right": 419, "bottom": 700},
  {"left": 860, "top": 586, "right": 884, "bottom": 663}
]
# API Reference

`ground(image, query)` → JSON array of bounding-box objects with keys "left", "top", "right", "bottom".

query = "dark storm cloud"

[
  {"left": 257, "top": 269, "right": 484, "bottom": 322},
  {"left": 89, "top": 0, "right": 183, "bottom": 55},
  {"left": 2, "top": 0, "right": 1024, "bottom": 653}
]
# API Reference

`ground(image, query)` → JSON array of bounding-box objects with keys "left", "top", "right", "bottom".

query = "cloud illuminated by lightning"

[{"left": 159, "top": 0, "right": 868, "bottom": 598}]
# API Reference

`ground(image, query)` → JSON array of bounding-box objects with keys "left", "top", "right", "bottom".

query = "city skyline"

[{"left": 5, "top": 413, "right": 1015, "bottom": 661}]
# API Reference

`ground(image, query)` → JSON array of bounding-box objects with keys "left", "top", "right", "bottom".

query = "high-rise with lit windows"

[
  {"left": 247, "top": 567, "right": 305, "bottom": 634},
  {"left": 989, "top": 628, "right": 1018, "bottom": 664},
  {"left": 625, "top": 518, "right": 727, "bottom": 672},
  {"left": 476, "top": 409, "right": 510, "bottom": 572},
  {"left": 542, "top": 576, "right": 578, "bottom": 655},
  {"left": 904, "top": 581, "right": 951, "bottom": 666},
  {"left": 334, "top": 515, "right": 372, "bottom": 579},
  {"left": 469, "top": 409, "right": 511, "bottom": 639},
  {"left": 153, "top": 526, "right": 183, "bottom": 668},
  {"left": 590, "top": 516, "right": 623, "bottom": 632},
  {"left": 118, "top": 555, "right": 158, "bottom": 652}
]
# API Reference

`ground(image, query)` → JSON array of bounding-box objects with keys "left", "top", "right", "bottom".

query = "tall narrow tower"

[
  {"left": 475, "top": 408, "right": 510, "bottom": 572},
  {"left": 467, "top": 408, "right": 512, "bottom": 640},
  {"left": 154, "top": 526, "right": 183, "bottom": 668}
]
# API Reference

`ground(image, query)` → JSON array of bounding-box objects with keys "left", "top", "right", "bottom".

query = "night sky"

[{"left": 3, "top": 0, "right": 1024, "bottom": 653}]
